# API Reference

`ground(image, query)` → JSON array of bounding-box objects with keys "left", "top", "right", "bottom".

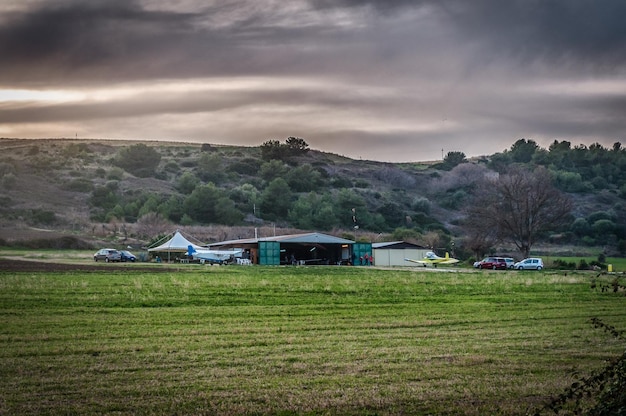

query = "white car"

[
  {"left": 514, "top": 258, "right": 544, "bottom": 270},
  {"left": 504, "top": 258, "right": 516, "bottom": 269}
]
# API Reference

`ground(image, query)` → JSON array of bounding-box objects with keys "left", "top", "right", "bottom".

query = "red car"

[{"left": 476, "top": 257, "right": 507, "bottom": 270}]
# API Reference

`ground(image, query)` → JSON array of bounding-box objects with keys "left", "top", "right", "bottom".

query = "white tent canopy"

[{"left": 148, "top": 231, "right": 204, "bottom": 253}]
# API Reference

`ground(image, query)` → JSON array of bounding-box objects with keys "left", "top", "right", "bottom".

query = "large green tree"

[
  {"left": 289, "top": 192, "right": 338, "bottom": 230},
  {"left": 260, "top": 140, "right": 285, "bottom": 161},
  {"left": 509, "top": 139, "right": 539, "bottom": 163},
  {"left": 183, "top": 183, "right": 222, "bottom": 223},
  {"left": 260, "top": 137, "right": 309, "bottom": 161},
  {"left": 259, "top": 178, "right": 293, "bottom": 220},
  {"left": 197, "top": 152, "right": 225, "bottom": 183},
  {"left": 215, "top": 197, "right": 244, "bottom": 225},
  {"left": 437, "top": 151, "right": 467, "bottom": 171},
  {"left": 285, "top": 136, "right": 309, "bottom": 155},
  {"left": 114, "top": 144, "right": 161, "bottom": 177},
  {"left": 286, "top": 164, "right": 322, "bottom": 192}
]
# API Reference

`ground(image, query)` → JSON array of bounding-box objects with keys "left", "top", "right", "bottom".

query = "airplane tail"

[
  {"left": 187, "top": 245, "right": 197, "bottom": 256},
  {"left": 445, "top": 252, "right": 450, "bottom": 259}
]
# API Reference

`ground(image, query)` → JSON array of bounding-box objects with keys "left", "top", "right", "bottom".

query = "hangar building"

[
  {"left": 371, "top": 241, "right": 429, "bottom": 267},
  {"left": 208, "top": 232, "right": 372, "bottom": 265}
]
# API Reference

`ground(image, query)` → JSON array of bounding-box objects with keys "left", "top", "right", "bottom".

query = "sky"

[{"left": 1, "top": 0, "right": 625, "bottom": 162}]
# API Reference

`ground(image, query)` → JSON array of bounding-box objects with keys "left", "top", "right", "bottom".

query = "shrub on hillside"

[
  {"left": 2, "top": 173, "right": 16, "bottom": 189},
  {"left": 31, "top": 209, "right": 57, "bottom": 225},
  {"left": 65, "top": 178, "right": 94, "bottom": 192},
  {"left": 113, "top": 144, "right": 161, "bottom": 178},
  {"left": 552, "top": 259, "right": 577, "bottom": 270}
]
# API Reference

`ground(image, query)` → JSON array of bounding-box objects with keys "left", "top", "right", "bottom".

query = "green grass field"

[
  {"left": 1, "top": 264, "right": 625, "bottom": 415},
  {"left": 548, "top": 256, "right": 626, "bottom": 271}
]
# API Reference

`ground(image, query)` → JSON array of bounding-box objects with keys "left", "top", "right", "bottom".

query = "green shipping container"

[{"left": 259, "top": 241, "right": 281, "bottom": 265}]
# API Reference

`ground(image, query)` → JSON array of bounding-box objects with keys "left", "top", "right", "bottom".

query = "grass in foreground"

[{"left": 0, "top": 265, "right": 625, "bottom": 415}]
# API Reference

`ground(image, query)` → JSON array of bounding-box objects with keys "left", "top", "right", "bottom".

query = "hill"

[{"left": 0, "top": 138, "right": 624, "bottom": 258}]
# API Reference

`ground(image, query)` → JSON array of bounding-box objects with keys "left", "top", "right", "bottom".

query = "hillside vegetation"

[{"left": 0, "top": 138, "right": 624, "bottom": 259}]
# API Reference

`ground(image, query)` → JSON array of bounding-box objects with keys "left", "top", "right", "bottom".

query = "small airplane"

[
  {"left": 187, "top": 245, "right": 243, "bottom": 264},
  {"left": 404, "top": 251, "right": 460, "bottom": 267}
]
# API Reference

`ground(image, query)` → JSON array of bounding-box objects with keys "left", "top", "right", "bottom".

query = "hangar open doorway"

[{"left": 208, "top": 232, "right": 372, "bottom": 266}]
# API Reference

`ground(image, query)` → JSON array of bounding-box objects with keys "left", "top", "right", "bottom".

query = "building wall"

[{"left": 373, "top": 248, "right": 430, "bottom": 267}]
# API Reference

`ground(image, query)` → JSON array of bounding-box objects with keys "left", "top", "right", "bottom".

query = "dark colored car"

[
  {"left": 476, "top": 257, "right": 507, "bottom": 270},
  {"left": 94, "top": 248, "right": 122, "bottom": 262},
  {"left": 120, "top": 250, "right": 137, "bottom": 262}
]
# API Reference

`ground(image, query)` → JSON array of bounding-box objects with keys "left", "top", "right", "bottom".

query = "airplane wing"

[
  {"left": 404, "top": 257, "right": 459, "bottom": 266},
  {"left": 193, "top": 251, "right": 230, "bottom": 262},
  {"left": 418, "top": 252, "right": 460, "bottom": 265},
  {"left": 404, "top": 258, "right": 431, "bottom": 266},
  {"left": 187, "top": 245, "right": 242, "bottom": 263}
]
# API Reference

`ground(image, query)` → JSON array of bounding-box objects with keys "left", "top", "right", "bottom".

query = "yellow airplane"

[{"left": 404, "top": 251, "right": 459, "bottom": 267}]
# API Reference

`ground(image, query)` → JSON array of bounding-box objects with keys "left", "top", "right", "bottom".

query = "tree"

[
  {"left": 138, "top": 195, "right": 161, "bottom": 218},
  {"left": 114, "top": 144, "right": 161, "bottom": 177},
  {"left": 197, "top": 152, "right": 224, "bottom": 183},
  {"left": 442, "top": 151, "right": 467, "bottom": 170},
  {"left": 466, "top": 166, "right": 572, "bottom": 258},
  {"left": 259, "top": 178, "right": 292, "bottom": 220},
  {"left": 509, "top": 139, "right": 538, "bottom": 163},
  {"left": 461, "top": 215, "right": 499, "bottom": 260},
  {"left": 215, "top": 197, "right": 244, "bottom": 225},
  {"left": 412, "top": 197, "right": 431, "bottom": 214},
  {"left": 288, "top": 192, "right": 338, "bottom": 230},
  {"left": 421, "top": 231, "right": 442, "bottom": 250},
  {"left": 260, "top": 137, "right": 309, "bottom": 161},
  {"left": 285, "top": 136, "right": 309, "bottom": 155},
  {"left": 161, "top": 195, "right": 184, "bottom": 223},
  {"left": 286, "top": 164, "right": 321, "bottom": 192},
  {"left": 183, "top": 183, "right": 222, "bottom": 223},
  {"left": 89, "top": 183, "right": 119, "bottom": 212},
  {"left": 260, "top": 140, "right": 285, "bottom": 161},
  {"left": 136, "top": 213, "right": 171, "bottom": 238},
  {"left": 336, "top": 189, "right": 369, "bottom": 229},
  {"left": 570, "top": 218, "right": 591, "bottom": 237},
  {"left": 377, "top": 202, "right": 405, "bottom": 230},
  {"left": 176, "top": 172, "right": 199, "bottom": 194},
  {"left": 229, "top": 183, "right": 260, "bottom": 214},
  {"left": 260, "top": 160, "right": 288, "bottom": 182},
  {"left": 592, "top": 219, "right": 617, "bottom": 244}
]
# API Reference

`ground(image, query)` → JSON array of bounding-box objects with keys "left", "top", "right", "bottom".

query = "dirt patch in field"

[{"left": 0, "top": 258, "right": 169, "bottom": 273}]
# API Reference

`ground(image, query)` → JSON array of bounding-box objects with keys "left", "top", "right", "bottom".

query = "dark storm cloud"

[
  {"left": 1, "top": 0, "right": 625, "bottom": 161},
  {"left": 3, "top": 0, "right": 625, "bottom": 83},
  {"left": 5, "top": 0, "right": 623, "bottom": 87},
  {"left": 309, "top": 0, "right": 626, "bottom": 69},
  {"left": 0, "top": 0, "right": 257, "bottom": 85},
  {"left": 444, "top": 0, "right": 626, "bottom": 70},
  {"left": 308, "top": 0, "right": 422, "bottom": 13},
  {"left": 0, "top": 0, "right": 385, "bottom": 87}
]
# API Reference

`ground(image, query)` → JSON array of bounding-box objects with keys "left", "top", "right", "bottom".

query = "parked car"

[
  {"left": 504, "top": 258, "right": 516, "bottom": 269},
  {"left": 476, "top": 257, "right": 507, "bottom": 270},
  {"left": 94, "top": 248, "right": 122, "bottom": 262},
  {"left": 120, "top": 250, "right": 137, "bottom": 262},
  {"left": 514, "top": 258, "right": 544, "bottom": 270}
]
